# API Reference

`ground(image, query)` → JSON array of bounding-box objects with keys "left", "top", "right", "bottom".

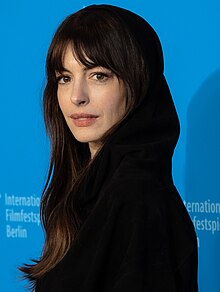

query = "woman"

[{"left": 21, "top": 4, "right": 198, "bottom": 291}]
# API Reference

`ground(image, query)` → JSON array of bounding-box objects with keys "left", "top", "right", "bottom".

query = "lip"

[{"left": 70, "top": 113, "right": 99, "bottom": 127}]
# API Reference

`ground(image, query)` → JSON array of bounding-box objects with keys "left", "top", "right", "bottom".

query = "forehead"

[
  {"left": 61, "top": 44, "right": 97, "bottom": 71},
  {"left": 62, "top": 46, "right": 78, "bottom": 66},
  {"left": 62, "top": 45, "right": 81, "bottom": 65}
]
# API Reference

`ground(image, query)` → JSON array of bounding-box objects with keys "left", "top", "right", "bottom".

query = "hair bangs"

[
  {"left": 69, "top": 27, "right": 121, "bottom": 77},
  {"left": 47, "top": 10, "right": 133, "bottom": 82},
  {"left": 48, "top": 39, "right": 70, "bottom": 78},
  {"left": 47, "top": 29, "right": 120, "bottom": 81}
]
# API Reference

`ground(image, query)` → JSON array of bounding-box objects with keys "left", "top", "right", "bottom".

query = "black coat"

[
  {"left": 36, "top": 4, "right": 198, "bottom": 291},
  {"left": 37, "top": 170, "right": 198, "bottom": 291}
]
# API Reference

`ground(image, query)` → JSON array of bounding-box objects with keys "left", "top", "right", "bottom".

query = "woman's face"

[{"left": 57, "top": 45, "right": 126, "bottom": 157}]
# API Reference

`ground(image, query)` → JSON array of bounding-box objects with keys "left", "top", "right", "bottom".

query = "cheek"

[
  {"left": 57, "top": 92, "right": 67, "bottom": 114},
  {"left": 104, "top": 97, "right": 125, "bottom": 127},
  {"left": 112, "top": 92, "right": 126, "bottom": 118},
  {"left": 57, "top": 98, "right": 62, "bottom": 111}
]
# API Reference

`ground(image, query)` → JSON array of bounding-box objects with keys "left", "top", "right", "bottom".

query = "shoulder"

[
  {"left": 104, "top": 153, "right": 175, "bottom": 210},
  {"left": 102, "top": 157, "right": 195, "bottom": 236}
]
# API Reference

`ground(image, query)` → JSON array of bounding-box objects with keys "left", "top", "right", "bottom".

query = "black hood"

[{"left": 78, "top": 4, "right": 180, "bottom": 213}]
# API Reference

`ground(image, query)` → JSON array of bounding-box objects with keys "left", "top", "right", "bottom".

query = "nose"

[{"left": 70, "top": 78, "right": 89, "bottom": 106}]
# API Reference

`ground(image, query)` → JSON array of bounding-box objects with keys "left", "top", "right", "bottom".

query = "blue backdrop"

[{"left": 1, "top": 0, "right": 219, "bottom": 291}]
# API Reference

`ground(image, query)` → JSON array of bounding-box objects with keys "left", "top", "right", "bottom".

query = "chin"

[{"left": 72, "top": 133, "right": 102, "bottom": 144}]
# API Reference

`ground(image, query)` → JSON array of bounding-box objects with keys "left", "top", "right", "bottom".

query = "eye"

[
  {"left": 95, "top": 73, "right": 108, "bottom": 81},
  {"left": 56, "top": 75, "right": 71, "bottom": 84},
  {"left": 91, "top": 72, "right": 111, "bottom": 82}
]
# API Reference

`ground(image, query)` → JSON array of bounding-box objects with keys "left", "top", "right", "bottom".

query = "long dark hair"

[{"left": 20, "top": 5, "right": 148, "bottom": 285}]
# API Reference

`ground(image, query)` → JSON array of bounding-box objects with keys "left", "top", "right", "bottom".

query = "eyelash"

[
  {"left": 56, "top": 71, "right": 111, "bottom": 84},
  {"left": 56, "top": 75, "right": 71, "bottom": 84},
  {"left": 91, "top": 72, "right": 110, "bottom": 82}
]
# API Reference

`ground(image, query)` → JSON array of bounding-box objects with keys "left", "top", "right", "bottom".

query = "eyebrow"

[
  {"left": 56, "top": 65, "right": 108, "bottom": 74},
  {"left": 56, "top": 68, "right": 71, "bottom": 74}
]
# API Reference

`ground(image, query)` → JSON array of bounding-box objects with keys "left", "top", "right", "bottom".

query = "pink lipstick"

[{"left": 70, "top": 113, "right": 98, "bottom": 127}]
